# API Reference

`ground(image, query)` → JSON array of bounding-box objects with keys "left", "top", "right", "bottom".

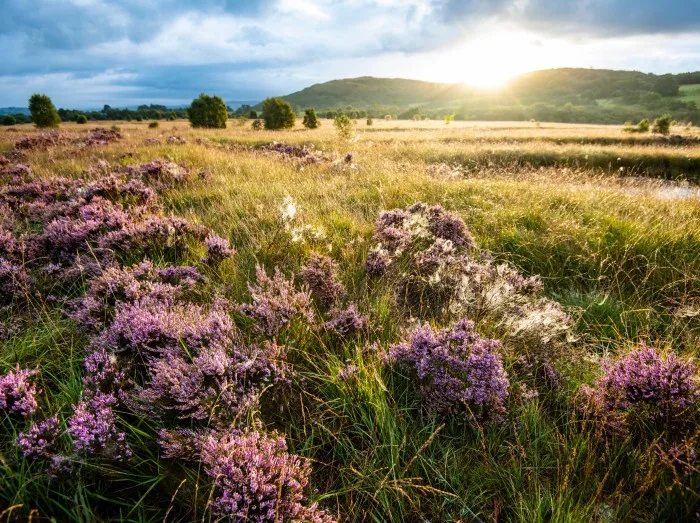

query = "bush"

[
  {"left": 444, "top": 114, "right": 455, "bottom": 125},
  {"left": 2, "top": 115, "right": 16, "bottom": 126},
  {"left": 76, "top": 114, "right": 88, "bottom": 124},
  {"left": 302, "top": 108, "right": 319, "bottom": 129},
  {"left": 652, "top": 114, "right": 672, "bottom": 135},
  {"left": 262, "top": 98, "right": 295, "bottom": 130},
  {"left": 251, "top": 119, "right": 263, "bottom": 131},
  {"left": 188, "top": 93, "right": 228, "bottom": 129},
  {"left": 28, "top": 94, "right": 60, "bottom": 128},
  {"left": 148, "top": 121, "right": 159, "bottom": 129},
  {"left": 366, "top": 117, "right": 373, "bottom": 126},
  {"left": 333, "top": 113, "right": 353, "bottom": 140},
  {"left": 384, "top": 114, "right": 392, "bottom": 121},
  {"left": 249, "top": 110, "right": 257, "bottom": 119}
]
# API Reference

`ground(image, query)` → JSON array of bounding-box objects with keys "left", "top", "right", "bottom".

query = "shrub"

[
  {"left": 148, "top": 121, "right": 159, "bottom": 129},
  {"left": 2, "top": 115, "right": 16, "bottom": 126},
  {"left": 262, "top": 97, "right": 296, "bottom": 130},
  {"left": 251, "top": 119, "right": 263, "bottom": 131},
  {"left": 652, "top": 114, "right": 672, "bottom": 135},
  {"left": 76, "top": 114, "right": 88, "bottom": 124},
  {"left": 302, "top": 108, "right": 319, "bottom": 129},
  {"left": 0, "top": 365, "right": 39, "bottom": 417},
  {"left": 389, "top": 319, "right": 509, "bottom": 421},
  {"left": 28, "top": 94, "right": 60, "bottom": 128},
  {"left": 623, "top": 118, "right": 650, "bottom": 133},
  {"left": 366, "top": 117, "right": 373, "bottom": 126},
  {"left": 444, "top": 114, "right": 455, "bottom": 125},
  {"left": 299, "top": 253, "right": 345, "bottom": 307},
  {"left": 249, "top": 110, "right": 257, "bottom": 119},
  {"left": 333, "top": 113, "right": 353, "bottom": 140},
  {"left": 188, "top": 93, "right": 227, "bottom": 129},
  {"left": 384, "top": 114, "right": 392, "bottom": 121},
  {"left": 580, "top": 346, "right": 698, "bottom": 439}
]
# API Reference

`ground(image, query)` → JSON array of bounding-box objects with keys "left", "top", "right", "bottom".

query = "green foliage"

[
  {"left": 333, "top": 113, "right": 353, "bottom": 139},
  {"left": 444, "top": 113, "right": 455, "bottom": 125},
  {"left": 28, "top": 93, "right": 60, "bottom": 128},
  {"left": 262, "top": 97, "right": 296, "bottom": 130},
  {"left": 652, "top": 114, "right": 672, "bottom": 135},
  {"left": 188, "top": 93, "right": 228, "bottom": 129},
  {"left": 302, "top": 108, "right": 319, "bottom": 129},
  {"left": 1, "top": 115, "right": 16, "bottom": 126},
  {"left": 148, "top": 121, "right": 159, "bottom": 129},
  {"left": 249, "top": 110, "right": 258, "bottom": 119},
  {"left": 623, "top": 118, "right": 650, "bottom": 133},
  {"left": 367, "top": 117, "right": 373, "bottom": 126},
  {"left": 76, "top": 114, "right": 88, "bottom": 124},
  {"left": 251, "top": 118, "right": 263, "bottom": 131}
]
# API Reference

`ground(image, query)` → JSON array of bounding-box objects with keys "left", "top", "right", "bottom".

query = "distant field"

[
  {"left": 680, "top": 83, "right": 700, "bottom": 106},
  {"left": 1, "top": 119, "right": 698, "bottom": 522}
]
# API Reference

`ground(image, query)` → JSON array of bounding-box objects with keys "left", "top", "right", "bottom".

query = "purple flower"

[
  {"left": 240, "top": 266, "right": 314, "bottom": 336},
  {"left": 203, "top": 233, "right": 236, "bottom": 264},
  {"left": 323, "top": 305, "right": 369, "bottom": 338},
  {"left": 0, "top": 365, "right": 39, "bottom": 417},
  {"left": 389, "top": 320, "right": 509, "bottom": 421},
  {"left": 68, "top": 391, "right": 131, "bottom": 461},
  {"left": 17, "top": 415, "right": 61, "bottom": 458},
  {"left": 299, "top": 253, "right": 346, "bottom": 307},
  {"left": 200, "top": 429, "right": 335, "bottom": 522},
  {"left": 337, "top": 363, "right": 360, "bottom": 382}
]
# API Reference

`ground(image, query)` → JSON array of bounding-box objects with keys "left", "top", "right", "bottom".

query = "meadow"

[{"left": 0, "top": 118, "right": 698, "bottom": 522}]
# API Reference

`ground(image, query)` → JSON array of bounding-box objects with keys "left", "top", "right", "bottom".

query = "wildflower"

[
  {"left": 68, "top": 391, "right": 131, "bottom": 461},
  {"left": 337, "top": 363, "right": 360, "bottom": 382},
  {"left": 203, "top": 233, "right": 236, "bottom": 264},
  {"left": 280, "top": 195, "right": 297, "bottom": 222},
  {"left": 200, "top": 429, "right": 335, "bottom": 521},
  {"left": 17, "top": 415, "right": 61, "bottom": 458},
  {"left": 299, "top": 253, "right": 346, "bottom": 307},
  {"left": 323, "top": 305, "right": 369, "bottom": 338},
  {"left": 389, "top": 319, "right": 509, "bottom": 421},
  {"left": 0, "top": 365, "right": 39, "bottom": 417}
]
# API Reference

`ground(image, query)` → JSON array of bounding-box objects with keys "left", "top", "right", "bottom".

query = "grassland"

[{"left": 0, "top": 119, "right": 698, "bottom": 521}]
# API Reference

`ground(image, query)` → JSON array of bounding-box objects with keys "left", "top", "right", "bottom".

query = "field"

[{"left": 0, "top": 119, "right": 698, "bottom": 522}]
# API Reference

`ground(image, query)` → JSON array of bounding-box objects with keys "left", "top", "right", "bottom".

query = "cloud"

[{"left": 0, "top": 0, "right": 699, "bottom": 107}]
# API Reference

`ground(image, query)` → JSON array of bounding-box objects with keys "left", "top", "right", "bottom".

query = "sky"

[{"left": 1, "top": 0, "right": 700, "bottom": 108}]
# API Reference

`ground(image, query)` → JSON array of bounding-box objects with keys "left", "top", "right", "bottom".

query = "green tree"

[
  {"left": 76, "top": 114, "right": 88, "bottom": 124},
  {"left": 302, "top": 108, "right": 319, "bottom": 129},
  {"left": 249, "top": 110, "right": 258, "bottom": 119},
  {"left": 28, "top": 93, "right": 60, "bottom": 128},
  {"left": 262, "top": 97, "right": 296, "bottom": 130},
  {"left": 188, "top": 93, "right": 228, "bottom": 129},
  {"left": 1, "top": 115, "right": 16, "bottom": 126},
  {"left": 652, "top": 114, "right": 672, "bottom": 135},
  {"left": 333, "top": 113, "right": 353, "bottom": 140}
]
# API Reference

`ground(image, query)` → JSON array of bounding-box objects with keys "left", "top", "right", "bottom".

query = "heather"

[{"left": 0, "top": 119, "right": 698, "bottom": 522}]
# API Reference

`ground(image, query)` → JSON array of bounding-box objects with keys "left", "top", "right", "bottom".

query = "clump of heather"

[
  {"left": 17, "top": 415, "right": 62, "bottom": 459},
  {"left": 580, "top": 346, "right": 699, "bottom": 440},
  {"left": 203, "top": 233, "right": 236, "bottom": 264},
  {"left": 389, "top": 320, "right": 509, "bottom": 422},
  {"left": 14, "top": 132, "right": 68, "bottom": 150},
  {"left": 98, "top": 216, "right": 208, "bottom": 255},
  {"left": 120, "top": 159, "right": 193, "bottom": 191},
  {"left": 337, "top": 362, "right": 360, "bottom": 382},
  {"left": 200, "top": 429, "right": 335, "bottom": 522},
  {"left": 0, "top": 163, "right": 32, "bottom": 179},
  {"left": 0, "top": 365, "right": 39, "bottom": 417},
  {"left": 299, "top": 253, "right": 346, "bottom": 307},
  {"left": 0, "top": 257, "right": 29, "bottom": 303},
  {"left": 68, "top": 391, "right": 131, "bottom": 461},
  {"left": 323, "top": 305, "right": 369, "bottom": 338},
  {"left": 261, "top": 141, "right": 329, "bottom": 165},
  {"left": 240, "top": 265, "right": 315, "bottom": 336},
  {"left": 83, "top": 127, "right": 121, "bottom": 147}
]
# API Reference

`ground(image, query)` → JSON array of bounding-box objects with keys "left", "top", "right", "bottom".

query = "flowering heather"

[
  {"left": 337, "top": 362, "right": 360, "bottom": 382},
  {"left": 203, "top": 233, "right": 236, "bottom": 264},
  {"left": 17, "top": 415, "right": 61, "bottom": 459},
  {"left": 581, "top": 346, "right": 699, "bottom": 438},
  {"left": 83, "top": 127, "right": 122, "bottom": 147},
  {"left": 68, "top": 391, "right": 131, "bottom": 461},
  {"left": 14, "top": 132, "right": 68, "bottom": 150},
  {"left": 299, "top": 253, "right": 346, "bottom": 307},
  {"left": 98, "top": 216, "right": 208, "bottom": 253},
  {"left": 323, "top": 305, "right": 369, "bottom": 338},
  {"left": 0, "top": 163, "right": 32, "bottom": 179},
  {"left": 167, "top": 135, "right": 186, "bottom": 144},
  {"left": 200, "top": 429, "right": 335, "bottom": 522},
  {"left": 82, "top": 348, "right": 125, "bottom": 396},
  {"left": 82, "top": 174, "right": 158, "bottom": 208},
  {"left": 0, "top": 365, "right": 39, "bottom": 417},
  {"left": 364, "top": 247, "right": 390, "bottom": 276},
  {"left": 389, "top": 320, "right": 509, "bottom": 421},
  {"left": 240, "top": 265, "right": 315, "bottom": 336},
  {"left": 144, "top": 138, "right": 162, "bottom": 146},
  {"left": 120, "top": 159, "right": 193, "bottom": 191},
  {"left": 261, "top": 141, "right": 329, "bottom": 165},
  {"left": 0, "top": 257, "right": 29, "bottom": 303},
  {"left": 155, "top": 265, "right": 202, "bottom": 286}
]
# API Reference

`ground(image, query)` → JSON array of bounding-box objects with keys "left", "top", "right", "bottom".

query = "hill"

[{"left": 270, "top": 68, "right": 700, "bottom": 124}]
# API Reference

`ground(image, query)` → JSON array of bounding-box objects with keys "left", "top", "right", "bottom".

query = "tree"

[
  {"left": 653, "top": 75, "right": 680, "bottom": 97},
  {"left": 2, "top": 115, "right": 16, "bottom": 126},
  {"left": 333, "top": 113, "right": 353, "bottom": 140},
  {"left": 652, "top": 114, "right": 672, "bottom": 135},
  {"left": 302, "top": 108, "right": 319, "bottom": 129},
  {"left": 188, "top": 93, "right": 228, "bottom": 129},
  {"left": 29, "top": 94, "right": 61, "bottom": 128},
  {"left": 249, "top": 110, "right": 258, "bottom": 119},
  {"left": 262, "top": 98, "right": 296, "bottom": 130},
  {"left": 76, "top": 114, "right": 88, "bottom": 124}
]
